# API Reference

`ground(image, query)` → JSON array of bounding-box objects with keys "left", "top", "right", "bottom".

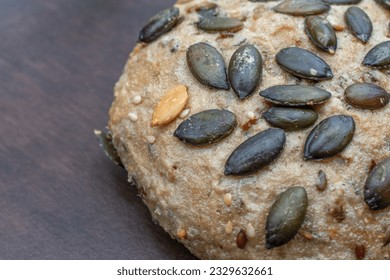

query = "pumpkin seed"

[
  {"left": 364, "top": 157, "right": 390, "bottom": 210},
  {"left": 363, "top": 41, "right": 390, "bottom": 68},
  {"left": 236, "top": 229, "right": 248, "bottom": 249},
  {"left": 187, "top": 42, "right": 229, "bottom": 90},
  {"left": 224, "top": 128, "right": 286, "bottom": 176},
  {"left": 316, "top": 170, "right": 328, "bottom": 191},
  {"left": 139, "top": 7, "right": 180, "bottom": 43},
  {"left": 151, "top": 85, "right": 189, "bottom": 127},
  {"left": 276, "top": 47, "right": 333, "bottom": 80},
  {"left": 94, "top": 130, "right": 124, "bottom": 168},
  {"left": 375, "top": 0, "right": 390, "bottom": 10},
  {"left": 259, "top": 85, "right": 332, "bottom": 106},
  {"left": 265, "top": 187, "right": 308, "bottom": 249},
  {"left": 197, "top": 17, "right": 243, "bottom": 33},
  {"left": 174, "top": 109, "right": 237, "bottom": 146},
  {"left": 262, "top": 107, "right": 318, "bottom": 131},
  {"left": 304, "top": 115, "right": 355, "bottom": 160},
  {"left": 274, "top": 0, "right": 330, "bottom": 16},
  {"left": 229, "top": 44, "right": 263, "bottom": 100},
  {"left": 345, "top": 83, "right": 390, "bottom": 110},
  {"left": 345, "top": 7, "right": 373, "bottom": 44},
  {"left": 305, "top": 16, "right": 337, "bottom": 54},
  {"left": 324, "top": 0, "right": 362, "bottom": 4}
]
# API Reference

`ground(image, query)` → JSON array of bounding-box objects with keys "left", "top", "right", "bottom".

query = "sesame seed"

[
  {"left": 177, "top": 229, "right": 187, "bottom": 240},
  {"left": 224, "top": 193, "right": 232, "bottom": 207},
  {"left": 246, "top": 111, "right": 255, "bottom": 120},
  {"left": 93, "top": 129, "right": 102, "bottom": 137},
  {"left": 146, "top": 135, "right": 156, "bottom": 144},
  {"left": 225, "top": 221, "right": 233, "bottom": 234},
  {"left": 310, "top": 68, "right": 318, "bottom": 76},
  {"left": 132, "top": 95, "right": 142, "bottom": 104},
  {"left": 179, "top": 108, "right": 190, "bottom": 119},
  {"left": 299, "top": 230, "right": 313, "bottom": 240},
  {"left": 245, "top": 223, "right": 256, "bottom": 238},
  {"left": 154, "top": 207, "right": 161, "bottom": 216},
  {"left": 326, "top": 15, "right": 344, "bottom": 32},
  {"left": 128, "top": 112, "right": 138, "bottom": 122}
]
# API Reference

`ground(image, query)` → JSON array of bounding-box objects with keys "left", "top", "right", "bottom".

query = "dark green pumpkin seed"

[
  {"left": 375, "top": 0, "right": 390, "bottom": 10},
  {"left": 225, "top": 128, "right": 286, "bottom": 176},
  {"left": 229, "top": 44, "right": 263, "bottom": 100},
  {"left": 197, "top": 17, "right": 243, "bottom": 33},
  {"left": 187, "top": 42, "right": 229, "bottom": 90},
  {"left": 266, "top": 187, "right": 308, "bottom": 249},
  {"left": 259, "top": 85, "right": 332, "bottom": 106},
  {"left": 94, "top": 129, "right": 124, "bottom": 168},
  {"left": 174, "top": 109, "right": 237, "bottom": 146},
  {"left": 364, "top": 157, "right": 390, "bottom": 210},
  {"left": 274, "top": 0, "right": 330, "bottom": 16},
  {"left": 363, "top": 41, "right": 390, "bottom": 68},
  {"left": 139, "top": 7, "right": 180, "bottom": 43},
  {"left": 276, "top": 47, "right": 333, "bottom": 80},
  {"left": 345, "top": 7, "right": 373, "bottom": 43},
  {"left": 263, "top": 107, "right": 318, "bottom": 131},
  {"left": 304, "top": 115, "right": 355, "bottom": 160},
  {"left": 345, "top": 83, "right": 390, "bottom": 110},
  {"left": 305, "top": 16, "right": 337, "bottom": 54},
  {"left": 316, "top": 170, "right": 328, "bottom": 191},
  {"left": 324, "top": 0, "right": 362, "bottom": 4}
]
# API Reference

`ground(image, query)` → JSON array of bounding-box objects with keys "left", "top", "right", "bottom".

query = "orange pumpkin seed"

[{"left": 151, "top": 85, "right": 188, "bottom": 127}]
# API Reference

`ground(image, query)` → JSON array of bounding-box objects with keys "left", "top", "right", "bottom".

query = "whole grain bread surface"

[{"left": 109, "top": 0, "right": 390, "bottom": 259}]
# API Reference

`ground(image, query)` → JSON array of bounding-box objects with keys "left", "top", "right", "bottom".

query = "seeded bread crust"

[{"left": 109, "top": 0, "right": 390, "bottom": 259}]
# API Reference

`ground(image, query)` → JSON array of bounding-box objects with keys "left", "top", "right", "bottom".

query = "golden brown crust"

[{"left": 109, "top": 0, "right": 390, "bottom": 259}]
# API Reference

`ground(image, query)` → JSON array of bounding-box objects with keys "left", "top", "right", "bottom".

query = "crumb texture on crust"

[{"left": 109, "top": 0, "right": 390, "bottom": 259}]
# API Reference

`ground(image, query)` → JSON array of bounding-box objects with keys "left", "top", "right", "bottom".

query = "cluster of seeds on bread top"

[{"left": 100, "top": 0, "right": 390, "bottom": 254}]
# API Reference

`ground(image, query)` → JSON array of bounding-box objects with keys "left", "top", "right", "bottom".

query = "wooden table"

[{"left": 0, "top": 0, "right": 195, "bottom": 259}]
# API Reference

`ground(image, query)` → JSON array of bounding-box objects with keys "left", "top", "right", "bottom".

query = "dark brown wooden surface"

[{"left": 0, "top": 0, "right": 196, "bottom": 259}]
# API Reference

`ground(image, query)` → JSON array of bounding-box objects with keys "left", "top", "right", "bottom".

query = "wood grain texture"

[{"left": 0, "top": 0, "right": 195, "bottom": 259}]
